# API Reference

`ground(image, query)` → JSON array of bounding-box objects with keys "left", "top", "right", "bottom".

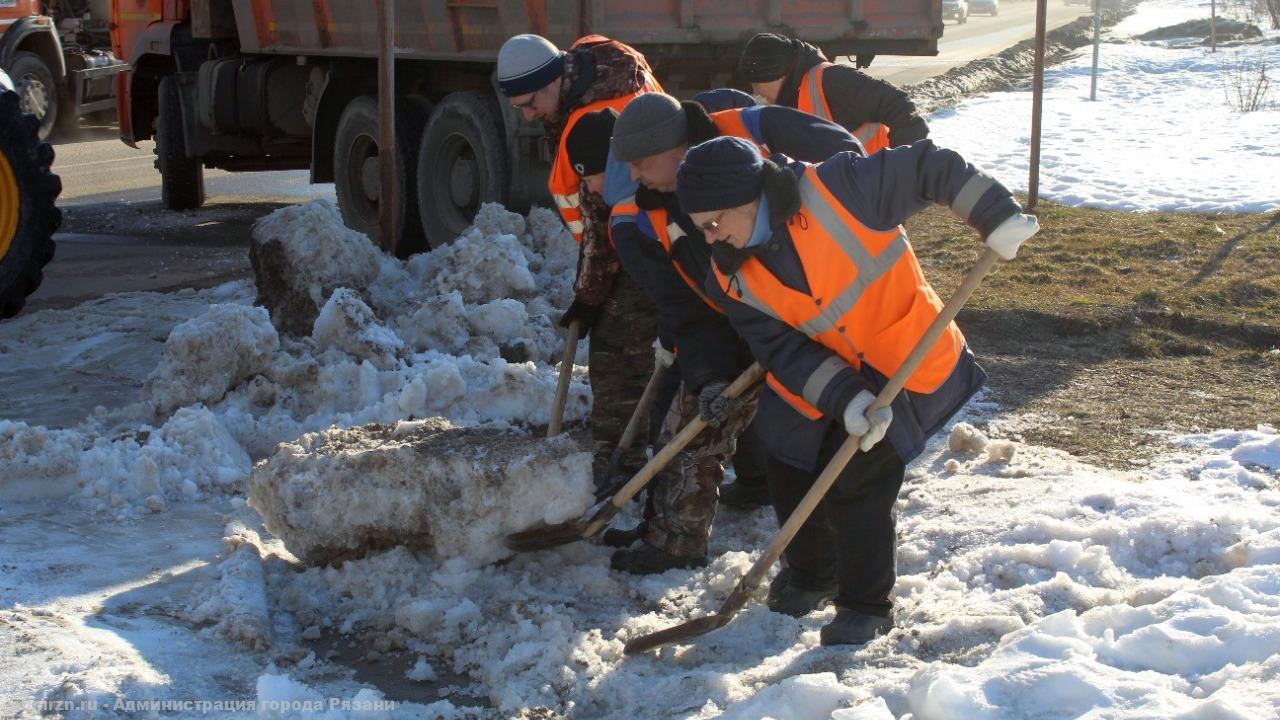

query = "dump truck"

[
  {"left": 1, "top": 0, "right": 128, "bottom": 139},
  {"left": 111, "top": 0, "right": 942, "bottom": 253}
]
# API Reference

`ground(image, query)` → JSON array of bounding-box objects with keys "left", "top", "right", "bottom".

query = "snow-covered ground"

[
  {"left": 3, "top": 1, "right": 1279, "bottom": 717},
  {"left": 930, "top": 0, "right": 1280, "bottom": 213}
]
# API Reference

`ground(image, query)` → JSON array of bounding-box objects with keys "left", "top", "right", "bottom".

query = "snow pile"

[
  {"left": 1, "top": 406, "right": 251, "bottom": 511},
  {"left": 250, "top": 200, "right": 385, "bottom": 336},
  {"left": 225, "top": 420, "right": 1280, "bottom": 717},
  {"left": 0, "top": 202, "right": 588, "bottom": 515},
  {"left": 312, "top": 288, "right": 405, "bottom": 370},
  {"left": 908, "top": 568, "right": 1280, "bottom": 718},
  {"left": 247, "top": 418, "right": 594, "bottom": 566},
  {"left": 142, "top": 304, "right": 280, "bottom": 415},
  {"left": 928, "top": 0, "right": 1280, "bottom": 213},
  {"left": 184, "top": 525, "right": 273, "bottom": 651}
]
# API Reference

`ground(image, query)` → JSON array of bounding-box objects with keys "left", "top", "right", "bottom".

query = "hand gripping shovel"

[
  {"left": 624, "top": 249, "right": 1002, "bottom": 655},
  {"left": 595, "top": 361, "right": 673, "bottom": 502},
  {"left": 506, "top": 362, "right": 766, "bottom": 553},
  {"left": 547, "top": 319, "right": 583, "bottom": 437}
]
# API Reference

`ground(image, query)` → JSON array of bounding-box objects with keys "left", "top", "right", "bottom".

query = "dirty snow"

[
  {"left": 929, "top": 0, "right": 1280, "bottom": 213},
  {"left": 247, "top": 419, "right": 593, "bottom": 566}
]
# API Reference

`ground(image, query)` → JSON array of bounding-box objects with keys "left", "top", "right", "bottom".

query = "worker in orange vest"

[
  {"left": 737, "top": 33, "right": 928, "bottom": 154},
  {"left": 677, "top": 136, "right": 1038, "bottom": 645},
  {"left": 497, "top": 33, "right": 661, "bottom": 482},
  {"left": 579, "top": 93, "right": 865, "bottom": 573}
]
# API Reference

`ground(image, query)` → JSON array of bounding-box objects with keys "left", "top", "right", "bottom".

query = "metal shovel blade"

[
  {"left": 624, "top": 613, "right": 732, "bottom": 655},
  {"left": 503, "top": 518, "right": 590, "bottom": 553}
]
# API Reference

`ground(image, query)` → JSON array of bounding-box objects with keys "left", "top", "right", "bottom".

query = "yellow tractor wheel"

[{"left": 0, "top": 80, "right": 61, "bottom": 319}]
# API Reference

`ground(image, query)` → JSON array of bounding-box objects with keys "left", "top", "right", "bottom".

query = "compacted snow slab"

[{"left": 248, "top": 418, "right": 594, "bottom": 566}]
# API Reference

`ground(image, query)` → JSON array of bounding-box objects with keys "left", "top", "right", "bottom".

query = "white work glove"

[
  {"left": 654, "top": 340, "right": 676, "bottom": 370},
  {"left": 985, "top": 213, "right": 1040, "bottom": 261},
  {"left": 842, "top": 390, "right": 893, "bottom": 452}
]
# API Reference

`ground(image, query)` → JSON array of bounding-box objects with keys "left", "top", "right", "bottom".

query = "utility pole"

[
  {"left": 1090, "top": 0, "right": 1102, "bottom": 100},
  {"left": 1029, "top": 0, "right": 1047, "bottom": 210},
  {"left": 378, "top": 0, "right": 397, "bottom": 255},
  {"left": 1211, "top": 0, "right": 1217, "bottom": 52}
]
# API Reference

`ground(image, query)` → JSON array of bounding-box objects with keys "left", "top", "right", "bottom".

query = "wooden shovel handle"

[
  {"left": 583, "top": 362, "right": 766, "bottom": 537},
  {"left": 547, "top": 319, "right": 582, "bottom": 437},
  {"left": 716, "top": 249, "right": 1001, "bottom": 615}
]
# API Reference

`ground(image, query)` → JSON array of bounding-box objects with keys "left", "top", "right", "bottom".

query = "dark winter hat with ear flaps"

[
  {"left": 676, "top": 136, "right": 765, "bottom": 214},
  {"left": 566, "top": 109, "right": 617, "bottom": 177},
  {"left": 738, "top": 33, "right": 799, "bottom": 83}
]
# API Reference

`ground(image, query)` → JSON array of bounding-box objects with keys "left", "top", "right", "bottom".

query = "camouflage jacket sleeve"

[{"left": 572, "top": 188, "right": 621, "bottom": 306}]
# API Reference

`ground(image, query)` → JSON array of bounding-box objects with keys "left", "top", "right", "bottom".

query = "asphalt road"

[
  {"left": 25, "top": 0, "right": 1096, "bottom": 311},
  {"left": 862, "top": 0, "right": 1095, "bottom": 86}
]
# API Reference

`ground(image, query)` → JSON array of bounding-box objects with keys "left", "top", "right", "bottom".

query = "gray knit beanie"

[
  {"left": 497, "top": 34, "right": 565, "bottom": 97},
  {"left": 611, "top": 93, "right": 689, "bottom": 162}
]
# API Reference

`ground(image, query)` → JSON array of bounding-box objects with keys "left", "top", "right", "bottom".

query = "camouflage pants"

[
  {"left": 588, "top": 270, "right": 658, "bottom": 477},
  {"left": 644, "top": 380, "right": 762, "bottom": 557}
]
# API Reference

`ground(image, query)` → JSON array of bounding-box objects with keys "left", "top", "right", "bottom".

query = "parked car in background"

[
  {"left": 943, "top": 0, "right": 970, "bottom": 24},
  {"left": 970, "top": 0, "right": 999, "bottom": 16}
]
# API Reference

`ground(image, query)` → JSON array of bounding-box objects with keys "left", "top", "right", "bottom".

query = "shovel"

[
  {"left": 623, "top": 249, "right": 1002, "bottom": 655},
  {"left": 594, "top": 360, "right": 673, "bottom": 502},
  {"left": 547, "top": 319, "right": 582, "bottom": 437},
  {"left": 506, "top": 362, "right": 765, "bottom": 553}
]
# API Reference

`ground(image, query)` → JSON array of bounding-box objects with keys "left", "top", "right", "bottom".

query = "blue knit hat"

[
  {"left": 676, "top": 136, "right": 765, "bottom": 214},
  {"left": 497, "top": 34, "right": 565, "bottom": 97}
]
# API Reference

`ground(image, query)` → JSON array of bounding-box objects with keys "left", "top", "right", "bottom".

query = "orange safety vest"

[
  {"left": 711, "top": 166, "right": 964, "bottom": 420},
  {"left": 549, "top": 77, "right": 662, "bottom": 243},
  {"left": 797, "top": 62, "right": 892, "bottom": 155},
  {"left": 709, "top": 109, "right": 770, "bottom": 154},
  {"left": 611, "top": 197, "right": 724, "bottom": 314}
]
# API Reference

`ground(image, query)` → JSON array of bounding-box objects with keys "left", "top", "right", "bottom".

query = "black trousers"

[{"left": 765, "top": 427, "right": 906, "bottom": 617}]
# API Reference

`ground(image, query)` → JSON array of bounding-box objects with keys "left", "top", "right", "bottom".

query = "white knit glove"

[
  {"left": 842, "top": 390, "right": 893, "bottom": 451},
  {"left": 986, "top": 213, "right": 1040, "bottom": 261},
  {"left": 654, "top": 340, "right": 676, "bottom": 370}
]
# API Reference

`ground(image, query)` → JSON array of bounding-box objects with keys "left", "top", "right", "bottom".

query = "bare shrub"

[{"left": 1222, "top": 49, "right": 1273, "bottom": 111}]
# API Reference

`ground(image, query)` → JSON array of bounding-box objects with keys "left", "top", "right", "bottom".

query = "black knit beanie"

[
  {"left": 738, "top": 33, "right": 798, "bottom": 83},
  {"left": 566, "top": 109, "right": 617, "bottom": 177},
  {"left": 676, "top": 136, "right": 764, "bottom": 214}
]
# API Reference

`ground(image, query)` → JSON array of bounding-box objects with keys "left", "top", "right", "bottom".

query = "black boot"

[
  {"left": 766, "top": 567, "right": 837, "bottom": 617},
  {"left": 719, "top": 477, "right": 771, "bottom": 510},
  {"left": 610, "top": 543, "right": 707, "bottom": 575},
  {"left": 601, "top": 523, "right": 645, "bottom": 548},
  {"left": 819, "top": 609, "right": 893, "bottom": 646}
]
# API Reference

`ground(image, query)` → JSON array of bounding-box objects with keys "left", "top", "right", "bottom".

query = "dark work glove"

[
  {"left": 697, "top": 381, "right": 740, "bottom": 428},
  {"left": 559, "top": 299, "right": 603, "bottom": 336}
]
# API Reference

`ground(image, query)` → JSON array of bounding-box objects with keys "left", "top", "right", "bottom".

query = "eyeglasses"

[{"left": 698, "top": 209, "right": 728, "bottom": 234}]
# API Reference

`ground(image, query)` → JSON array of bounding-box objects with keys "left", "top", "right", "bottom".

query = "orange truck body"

[{"left": 109, "top": 0, "right": 940, "bottom": 249}]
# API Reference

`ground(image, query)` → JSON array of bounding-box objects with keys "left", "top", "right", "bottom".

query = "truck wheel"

[
  {"left": 0, "top": 88, "right": 61, "bottom": 319},
  {"left": 416, "top": 91, "right": 509, "bottom": 248},
  {"left": 334, "top": 95, "right": 432, "bottom": 256},
  {"left": 9, "top": 52, "right": 58, "bottom": 141},
  {"left": 154, "top": 76, "right": 205, "bottom": 210}
]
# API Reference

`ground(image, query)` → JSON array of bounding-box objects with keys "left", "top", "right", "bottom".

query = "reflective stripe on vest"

[
  {"left": 713, "top": 166, "right": 964, "bottom": 418},
  {"left": 627, "top": 206, "right": 723, "bottom": 314},
  {"left": 798, "top": 63, "right": 892, "bottom": 155},
  {"left": 550, "top": 75, "right": 662, "bottom": 242},
  {"left": 710, "top": 109, "right": 769, "bottom": 154}
]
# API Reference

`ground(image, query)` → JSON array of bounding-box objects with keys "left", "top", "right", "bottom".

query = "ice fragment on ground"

[
  {"left": 987, "top": 439, "right": 1017, "bottom": 463},
  {"left": 949, "top": 422, "right": 990, "bottom": 454},
  {"left": 312, "top": 288, "right": 405, "bottom": 370},
  {"left": 185, "top": 541, "right": 272, "bottom": 651},
  {"left": 250, "top": 200, "right": 383, "bottom": 335},
  {"left": 142, "top": 304, "right": 279, "bottom": 415},
  {"left": 247, "top": 418, "right": 593, "bottom": 566}
]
